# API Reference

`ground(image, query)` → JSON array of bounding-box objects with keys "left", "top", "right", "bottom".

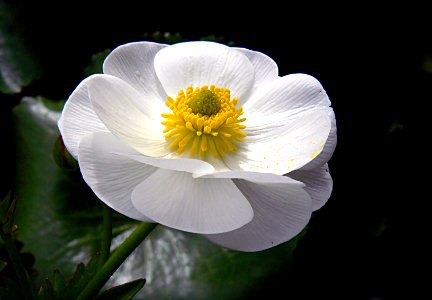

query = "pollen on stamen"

[{"left": 161, "top": 85, "right": 247, "bottom": 159}]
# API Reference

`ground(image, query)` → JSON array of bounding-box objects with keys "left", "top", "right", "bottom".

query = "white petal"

[
  {"left": 243, "top": 73, "right": 331, "bottom": 114},
  {"left": 103, "top": 41, "right": 168, "bottom": 101},
  {"left": 154, "top": 41, "right": 254, "bottom": 100},
  {"left": 300, "top": 109, "right": 337, "bottom": 170},
  {"left": 204, "top": 179, "right": 312, "bottom": 252},
  {"left": 87, "top": 74, "right": 169, "bottom": 157},
  {"left": 58, "top": 75, "right": 109, "bottom": 159},
  {"left": 78, "top": 132, "right": 157, "bottom": 221},
  {"left": 115, "top": 153, "right": 214, "bottom": 174},
  {"left": 288, "top": 164, "right": 333, "bottom": 211},
  {"left": 131, "top": 169, "right": 254, "bottom": 234},
  {"left": 234, "top": 47, "right": 279, "bottom": 104},
  {"left": 225, "top": 109, "right": 331, "bottom": 174},
  {"left": 195, "top": 170, "right": 301, "bottom": 184}
]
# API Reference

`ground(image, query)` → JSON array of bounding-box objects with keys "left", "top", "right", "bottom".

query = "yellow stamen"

[{"left": 161, "top": 85, "right": 247, "bottom": 159}]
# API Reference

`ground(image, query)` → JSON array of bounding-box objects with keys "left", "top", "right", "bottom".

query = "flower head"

[{"left": 59, "top": 41, "right": 336, "bottom": 252}]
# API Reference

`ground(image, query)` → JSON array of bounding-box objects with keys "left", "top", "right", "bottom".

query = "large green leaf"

[
  {"left": 13, "top": 97, "right": 304, "bottom": 299},
  {"left": 13, "top": 97, "right": 107, "bottom": 276},
  {"left": 0, "top": 2, "right": 42, "bottom": 94}
]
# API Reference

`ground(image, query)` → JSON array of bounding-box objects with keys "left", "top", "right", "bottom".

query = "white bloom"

[{"left": 59, "top": 41, "right": 336, "bottom": 252}]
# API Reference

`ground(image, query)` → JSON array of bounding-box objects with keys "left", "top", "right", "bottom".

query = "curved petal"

[
  {"left": 243, "top": 73, "right": 331, "bottom": 114},
  {"left": 224, "top": 109, "right": 331, "bottom": 174},
  {"left": 300, "top": 109, "right": 337, "bottom": 170},
  {"left": 131, "top": 169, "right": 254, "bottom": 234},
  {"left": 195, "top": 170, "right": 301, "bottom": 184},
  {"left": 204, "top": 179, "right": 312, "bottom": 252},
  {"left": 87, "top": 74, "right": 169, "bottom": 157},
  {"left": 116, "top": 153, "right": 214, "bottom": 174},
  {"left": 154, "top": 41, "right": 255, "bottom": 100},
  {"left": 288, "top": 163, "right": 333, "bottom": 211},
  {"left": 58, "top": 75, "right": 109, "bottom": 159},
  {"left": 103, "top": 41, "right": 168, "bottom": 101},
  {"left": 233, "top": 47, "right": 279, "bottom": 105},
  {"left": 78, "top": 132, "right": 157, "bottom": 221}
]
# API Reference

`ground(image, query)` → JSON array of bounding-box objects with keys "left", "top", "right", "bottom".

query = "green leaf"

[
  {"left": 96, "top": 279, "right": 145, "bottom": 300},
  {"left": 0, "top": 192, "right": 16, "bottom": 233},
  {"left": 13, "top": 97, "right": 109, "bottom": 279},
  {"left": 0, "top": 2, "right": 42, "bottom": 94},
  {"left": 66, "top": 254, "right": 102, "bottom": 299},
  {"left": 107, "top": 226, "right": 306, "bottom": 299},
  {"left": 13, "top": 95, "right": 305, "bottom": 299},
  {"left": 51, "top": 270, "right": 67, "bottom": 295},
  {"left": 41, "top": 254, "right": 102, "bottom": 300},
  {"left": 0, "top": 277, "right": 24, "bottom": 300},
  {"left": 0, "top": 260, "right": 7, "bottom": 272}
]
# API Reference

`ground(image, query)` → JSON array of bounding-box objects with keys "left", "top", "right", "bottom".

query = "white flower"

[{"left": 58, "top": 41, "right": 336, "bottom": 252}]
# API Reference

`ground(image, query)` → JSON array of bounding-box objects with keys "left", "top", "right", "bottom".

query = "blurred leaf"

[
  {"left": 423, "top": 54, "right": 432, "bottom": 73},
  {"left": 84, "top": 50, "right": 111, "bottom": 77},
  {"left": 52, "top": 135, "right": 78, "bottom": 171},
  {"left": 200, "top": 35, "right": 235, "bottom": 46},
  {"left": 0, "top": 237, "right": 38, "bottom": 300},
  {"left": 0, "top": 276, "right": 24, "bottom": 300},
  {"left": 0, "top": 260, "right": 7, "bottom": 272},
  {"left": 39, "top": 278, "right": 55, "bottom": 300},
  {"left": 13, "top": 88, "right": 305, "bottom": 300},
  {"left": 144, "top": 31, "right": 185, "bottom": 44},
  {"left": 0, "top": 2, "right": 42, "bottom": 94},
  {"left": 13, "top": 97, "right": 109, "bottom": 279},
  {"left": 40, "top": 254, "right": 102, "bottom": 300},
  {"left": 106, "top": 226, "right": 306, "bottom": 299},
  {"left": 66, "top": 254, "right": 101, "bottom": 299},
  {"left": 96, "top": 278, "right": 145, "bottom": 300},
  {"left": 52, "top": 269, "right": 66, "bottom": 291},
  {"left": 0, "top": 192, "right": 16, "bottom": 233}
]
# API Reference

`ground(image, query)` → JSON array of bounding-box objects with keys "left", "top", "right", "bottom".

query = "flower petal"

[
  {"left": 234, "top": 47, "right": 279, "bottom": 104},
  {"left": 103, "top": 41, "right": 168, "bottom": 101},
  {"left": 225, "top": 109, "right": 331, "bottom": 174},
  {"left": 300, "top": 109, "right": 337, "bottom": 170},
  {"left": 58, "top": 75, "right": 109, "bottom": 159},
  {"left": 115, "top": 153, "right": 214, "bottom": 174},
  {"left": 288, "top": 163, "right": 333, "bottom": 211},
  {"left": 195, "top": 170, "right": 298, "bottom": 184},
  {"left": 87, "top": 74, "right": 169, "bottom": 157},
  {"left": 78, "top": 132, "right": 157, "bottom": 221},
  {"left": 131, "top": 169, "right": 254, "bottom": 234},
  {"left": 243, "top": 73, "right": 331, "bottom": 114},
  {"left": 154, "top": 41, "right": 254, "bottom": 100},
  {"left": 204, "top": 179, "right": 312, "bottom": 252}
]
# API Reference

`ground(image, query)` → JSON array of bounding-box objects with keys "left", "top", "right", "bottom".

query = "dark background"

[{"left": 2, "top": 2, "right": 429, "bottom": 299}]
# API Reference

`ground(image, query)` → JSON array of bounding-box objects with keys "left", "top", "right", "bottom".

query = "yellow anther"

[
  {"left": 161, "top": 85, "right": 247, "bottom": 159},
  {"left": 204, "top": 126, "right": 212, "bottom": 134}
]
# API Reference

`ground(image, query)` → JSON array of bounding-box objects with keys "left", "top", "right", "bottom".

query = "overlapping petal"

[
  {"left": 204, "top": 178, "right": 312, "bottom": 252},
  {"left": 103, "top": 41, "right": 168, "bottom": 102},
  {"left": 58, "top": 75, "right": 109, "bottom": 159},
  {"left": 131, "top": 169, "right": 254, "bottom": 234},
  {"left": 87, "top": 74, "right": 169, "bottom": 157},
  {"left": 233, "top": 47, "right": 279, "bottom": 104},
  {"left": 243, "top": 73, "right": 331, "bottom": 114},
  {"left": 222, "top": 73, "right": 333, "bottom": 175},
  {"left": 154, "top": 41, "right": 255, "bottom": 100},
  {"left": 78, "top": 132, "right": 156, "bottom": 221},
  {"left": 224, "top": 109, "right": 331, "bottom": 175},
  {"left": 300, "top": 109, "right": 337, "bottom": 170},
  {"left": 289, "top": 163, "right": 333, "bottom": 211}
]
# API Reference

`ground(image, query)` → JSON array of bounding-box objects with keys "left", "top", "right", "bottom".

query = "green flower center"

[{"left": 188, "top": 89, "right": 221, "bottom": 116}]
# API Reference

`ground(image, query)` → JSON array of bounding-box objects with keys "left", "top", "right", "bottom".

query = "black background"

[{"left": 2, "top": 2, "right": 429, "bottom": 299}]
